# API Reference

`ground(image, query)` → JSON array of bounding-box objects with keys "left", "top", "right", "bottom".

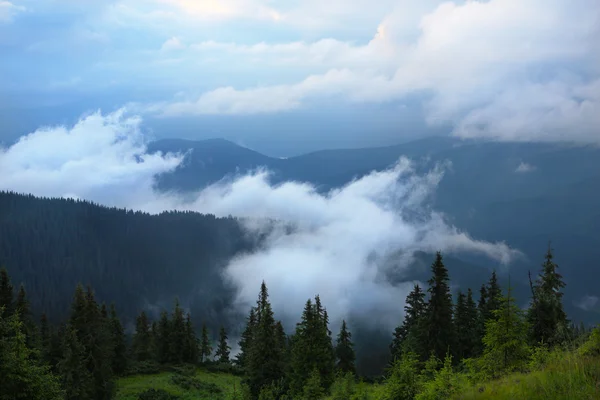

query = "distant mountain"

[{"left": 150, "top": 136, "right": 600, "bottom": 324}]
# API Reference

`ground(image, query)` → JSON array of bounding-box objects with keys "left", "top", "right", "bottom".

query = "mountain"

[{"left": 149, "top": 137, "right": 600, "bottom": 324}]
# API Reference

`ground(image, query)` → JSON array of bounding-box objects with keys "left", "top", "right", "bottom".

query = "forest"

[{"left": 2, "top": 246, "right": 599, "bottom": 399}]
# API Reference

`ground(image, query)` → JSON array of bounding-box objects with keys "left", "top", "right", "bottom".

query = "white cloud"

[
  {"left": 161, "top": 36, "right": 185, "bottom": 51},
  {"left": 576, "top": 295, "right": 599, "bottom": 311},
  {"left": 0, "top": 1, "right": 25, "bottom": 23},
  {"left": 148, "top": 0, "right": 600, "bottom": 143},
  {"left": 515, "top": 162, "right": 536, "bottom": 173},
  {"left": 0, "top": 111, "right": 519, "bottom": 327}
]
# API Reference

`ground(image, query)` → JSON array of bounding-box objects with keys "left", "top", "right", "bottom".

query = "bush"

[
  {"left": 579, "top": 326, "right": 600, "bottom": 357},
  {"left": 379, "top": 352, "right": 421, "bottom": 400},
  {"left": 137, "top": 388, "right": 179, "bottom": 400},
  {"left": 330, "top": 372, "right": 356, "bottom": 400},
  {"left": 126, "top": 360, "right": 161, "bottom": 375},
  {"left": 416, "top": 355, "right": 466, "bottom": 400},
  {"left": 169, "top": 373, "right": 223, "bottom": 396}
]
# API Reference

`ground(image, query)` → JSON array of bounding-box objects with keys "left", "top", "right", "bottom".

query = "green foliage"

[
  {"left": 302, "top": 368, "right": 325, "bottom": 400},
  {"left": 578, "top": 326, "right": 600, "bottom": 357},
  {"left": 111, "top": 304, "right": 128, "bottom": 375},
  {"left": 391, "top": 284, "right": 426, "bottom": 361},
  {"left": 528, "top": 246, "right": 569, "bottom": 347},
  {"left": 236, "top": 307, "right": 256, "bottom": 370},
  {"left": 169, "top": 299, "right": 187, "bottom": 364},
  {"left": 330, "top": 372, "right": 356, "bottom": 400},
  {"left": 133, "top": 311, "right": 153, "bottom": 362},
  {"left": 416, "top": 355, "right": 465, "bottom": 400},
  {"left": 199, "top": 323, "right": 212, "bottom": 363},
  {"left": 137, "top": 389, "right": 180, "bottom": 400},
  {"left": 455, "top": 289, "right": 479, "bottom": 360},
  {"left": 423, "top": 252, "right": 456, "bottom": 362},
  {"left": 0, "top": 267, "right": 14, "bottom": 317},
  {"left": 215, "top": 326, "right": 231, "bottom": 364},
  {"left": 480, "top": 284, "right": 530, "bottom": 378},
  {"left": 170, "top": 373, "right": 223, "bottom": 396},
  {"left": 58, "top": 325, "right": 94, "bottom": 400},
  {"left": 335, "top": 320, "right": 355, "bottom": 374},
  {"left": 0, "top": 309, "right": 64, "bottom": 400},
  {"left": 379, "top": 352, "right": 421, "bottom": 400}
]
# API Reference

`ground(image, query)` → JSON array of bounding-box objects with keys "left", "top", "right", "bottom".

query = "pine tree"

[
  {"left": 58, "top": 325, "right": 93, "bottom": 400},
  {"left": 475, "top": 284, "right": 488, "bottom": 356},
  {"left": 183, "top": 313, "right": 199, "bottom": 364},
  {"left": 485, "top": 271, "right": 502, "bottom": 320},
  {"left": 528, "top": 245, "right": 569, "bottom": 346},
  {"left": 0, "top": 310, "right": 64, "bottom": 400},
  {"left": 454, "top": 289, "right": 478, "bottom": 361},
  {"left": 215, "top": 326, "right": 231, "bottom": 363},
  {"left": 200, "top": 323, "right": 212, "bottom": 363},
  {"left": 15, "top": 284, "right": 37, "bottom": 349},
  {"left": 169, "top": 298, "right": 186, "bottom": 363},
  {"left": 335, "top": 320, "right": 355, "bottom": 375},
  {"left": 423, "top": 252, "right": 456, "bottom": 362},
  {"left": 302, "top": 367, "right": 325, "bottom": 400},
  {"left": 246, "top": 282, "right": 285, "bottom": 397},
  {"left": 0, "top": 267, "right": 14, "bottom": 317},
  {"left": 109, "top": 304, "right": 127, "bottom": 375},
  {"left": 481, "top": 282, "right": 530, "bottom": 377},
  {"left": 236, "top": 307, "right": 257, "bottom": 369},
  {"left": 156, "top": 311, "right": 171, "bottom": 364},
  {"left": 39, "top": 313, "right": 51, "bottom": 364},
  {"left": 390, "top": 284, "right": 426, "bottom": 361},
  {"left": 132, "top": 311, "right": 152, "bottom": 362}
]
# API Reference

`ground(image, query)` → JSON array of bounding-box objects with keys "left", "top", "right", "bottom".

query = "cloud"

[
  {"left": 157, "top": 0, "right": 282, "bottom": 22},
  {"left": 161, "top": 36, "right": 185, "bottom": 52},
  {"left": 148, "top": 0, "right": 600, "bottom": 143},
  {"left": 576, "top": 295, "right": 599, "bottom": 311},
  {"left": 0, "top": 111, "right": 519, "bottom": 328},
  {"left": 0, "top": 1, "right": 25, "bottom": 23},
  {"left": 515, "top": 162, "right": 536, "bottom": 173}
]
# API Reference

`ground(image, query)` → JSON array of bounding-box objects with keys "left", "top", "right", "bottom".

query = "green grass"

[
  {"left": 453, "top": 353, "right": 600, "bottom": 400},
  {"left": 116, "top": 368, "right": 242, "bottom": 400}
]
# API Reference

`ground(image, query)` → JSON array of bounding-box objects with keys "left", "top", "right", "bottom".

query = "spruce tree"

[
  {"left": 15, "top": 284, "right": 37, "bottom": 349},
  {"left": 454, "top": 289, "right": 478, "bottom": 361},
  {"left": 169, "top": 298, "right": 186, "bottom": 363},
  {"left": 156, "top": 311, "right": 171, "bottom": 364},
  {"left": 132, "top": 311, "right": 152, "bottom": 362},
  {"left": 0, "top": 267, "right": 14, "bottom": 317},
  {"left": 423, "top": 252, "right": 456, "bottom": 362},
  {"left": 0, "top": 310, "right": 64, "bottom": 400},
  {"left": 390, "top": 284, "right": 426, "bottom": 361},
  {"left": 183, "top": 313, "right": 199, "bottom": 364},
  {"left": 236, "top": 307, "right": 256, "bottom": 369},
  {"left": 39, "top": 313, "right": 51, "bottom": 364},
  {"left": 528, "top": 245, "right": 568, "bottom": 345},
  {"left": 485, "top": 271, "right": 502, "bottom": 321},
  {"left": 246, "top": 282, "right": 285, "bottom": 397},
  {"left": 215, "top": 326, "right": 231, "bottom": 363},
  {"left": 200, "top": 323, "right": 212, "bottom": 363},
  {"left": 109, "top": 304, "right": 127, "bottom": 375},
  {"left": 475, "top": 284, "right": 488, "bottom": 356},
  {"left": 58, "top": 325, "right": 93, "bottom": 400},
  {"left": 481, "top": 282, "right": 529, "bottom": 377},
  {"left": 335, "top": 320, "right": 356, "bottom": 375}
]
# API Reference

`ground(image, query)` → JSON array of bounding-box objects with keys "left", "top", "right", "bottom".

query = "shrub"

[{"left": 137, "top": 388, "right": 179, "bottom": 400}]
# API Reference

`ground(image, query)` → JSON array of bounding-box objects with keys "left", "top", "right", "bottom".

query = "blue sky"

[{"left": 1, "top": 0, "right": 599, "bottom": 154}]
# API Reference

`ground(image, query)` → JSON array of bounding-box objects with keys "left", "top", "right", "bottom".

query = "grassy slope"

[
  {"left": 116, "top": 369, "right": 242, "bottom": 400},
  {"left": 454, "top": 353, "right": 600, "bottom": 400}
]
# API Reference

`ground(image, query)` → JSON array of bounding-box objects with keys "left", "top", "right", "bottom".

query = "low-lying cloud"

[{"left": 0, "top": 111, "right": 520, "bottom": 328}]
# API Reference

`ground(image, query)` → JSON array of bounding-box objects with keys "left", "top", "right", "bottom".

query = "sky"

[
  {"left": 1, "top": 0, "right": 599, "bottom": 155},
  {"left": 0, "top": 0, "right": 598, "bottom": 325}
]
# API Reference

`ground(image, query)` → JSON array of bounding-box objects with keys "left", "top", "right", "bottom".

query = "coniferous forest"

[{"left": 2, "top": 241, "right": 600, "bottom": 399}]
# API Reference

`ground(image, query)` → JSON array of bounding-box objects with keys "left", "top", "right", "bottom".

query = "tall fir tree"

[
  {"left": 246, "top": 282, "right": 285, "bottom": 397},
  {"left": 109, "top": 304, "right": 127, "bottom": 375},
  {"left": 481, "top": 281, "right": 530, "bottom": 376},
  {"left": 236, "top": 307, "right": 257, "bottom": 369},
  {"left": 156, "top": 311, "right": 171, "bottom": 364},
  {"left": 454, "top": 289, "right": 479, "bottom": 361},
  {"left": 423, "top": 252, "right": 456, "bottom": 362},
  {"left": 132, "top": 311, "right": 152, "bottom": 362},
  {"left": 200, "top": 323, "right": 212, "bottom": 363},
  {"left": 0, "top": 310, "right": 64, "bottom": 400},
  {"left": 335, "top": 320, "right": 356, "bottom": 375},
  {"left": 169, "top": 298, "right": 186, "bottom": 363},
  {"left": 58, "top": 325, "right": 93, "bottom": 400},
  {"left": 15, "top": 284, "right": 37, "bottom": 349},
  {"left": 390, "top": 284, "right": 426, "bottom": 361},
  {"left": 0, "top": 267, "right": 14, "bottom": 317},
  {"left": 183, "top": 313, "right": 199, "bottom": 364},
  {"left": 484, "top": 270, "right": 502, "bottom": 321},
  {"left": 527, "top": 245, "right": 568, "bottom": 345},
  {"left": 215, "top": 326, "right": 231, "bottom": 363}
]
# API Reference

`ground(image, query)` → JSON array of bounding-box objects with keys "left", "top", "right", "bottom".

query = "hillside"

[{"left": 149, "top": 137, "right": 600, "bottom": 325}]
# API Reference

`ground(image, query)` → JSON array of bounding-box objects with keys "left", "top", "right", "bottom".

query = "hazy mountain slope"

[{"left": 149, "top": 137, "right": 600, "bottom": 324}]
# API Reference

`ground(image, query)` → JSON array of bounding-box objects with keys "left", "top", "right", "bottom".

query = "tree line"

[{"left": 0, "top": 245, "right": 590, "bottom": 399}]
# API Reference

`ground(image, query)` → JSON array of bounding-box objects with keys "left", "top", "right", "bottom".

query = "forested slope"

[{"left": 0, "top": 191, "right": 252, "bottom": 326}]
